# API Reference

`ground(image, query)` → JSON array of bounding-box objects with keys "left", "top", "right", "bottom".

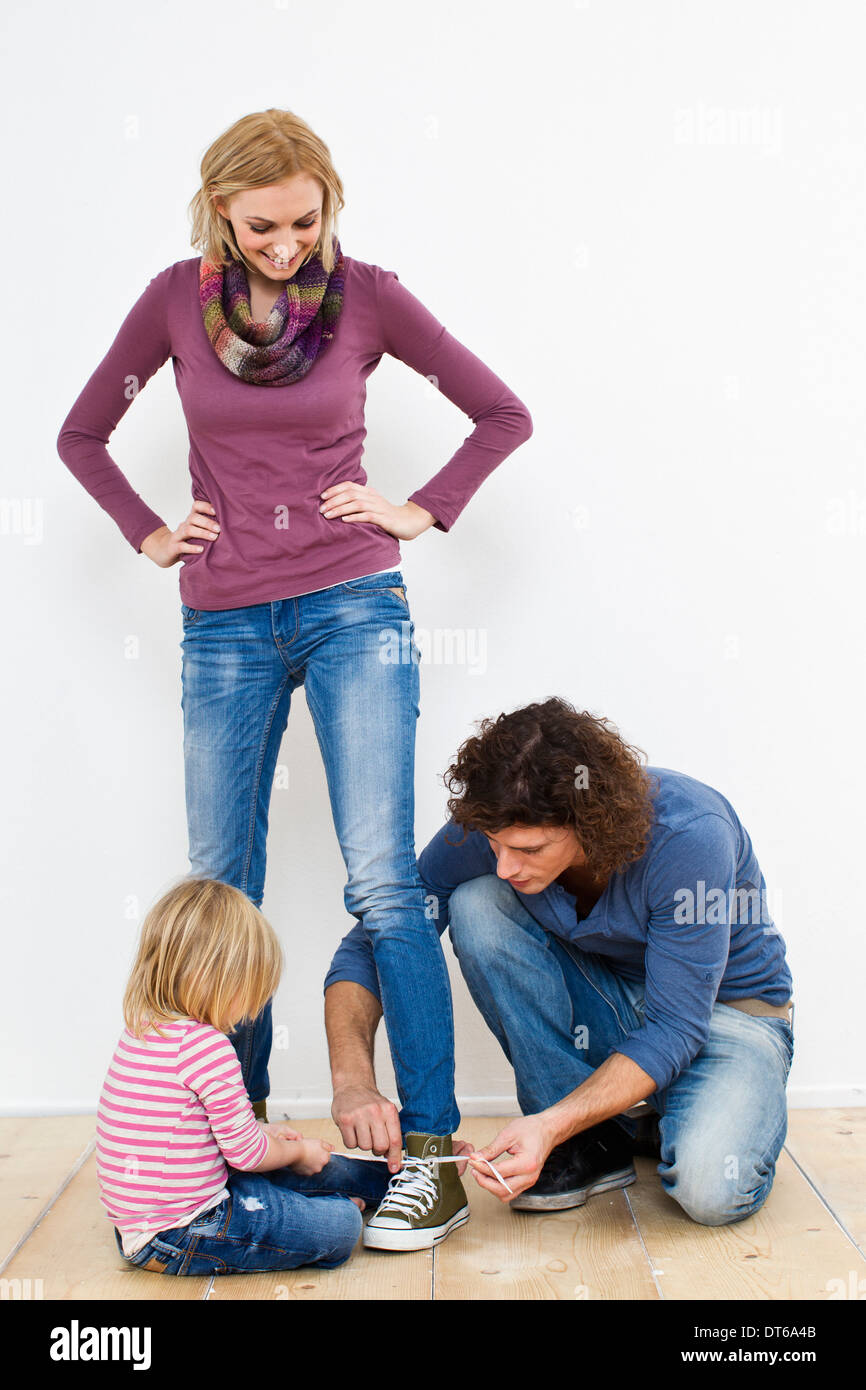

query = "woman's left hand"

[{"left": 320, "top": 482, "right": 435, "bottom": 540}]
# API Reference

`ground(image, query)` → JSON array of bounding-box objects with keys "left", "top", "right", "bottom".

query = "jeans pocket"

[
  {"left": 185, "top": 1198, "right": 229, "bottom": 1237},
  {"left": 127, "top": 1233, "right": 186, "bottom": 1273},
  {"left": 740, "top": 1013, "right": 794, "bottom": 1077},
  {"left": 181, "top": 603, "right": 200, "bottom": 626},
  {"left": 764, "top": 1016, "right": 795, "bottom": 1066},
  {"left": 340, "top": 571, "right": 407, "bottom": 603},
  {"left": 186, "top": 1198, "right": 230, "bottom": 1238}
]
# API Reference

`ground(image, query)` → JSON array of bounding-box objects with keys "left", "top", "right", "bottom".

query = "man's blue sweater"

[{"left": 324, "top": 767, "right": 793, "bottom": 1092}]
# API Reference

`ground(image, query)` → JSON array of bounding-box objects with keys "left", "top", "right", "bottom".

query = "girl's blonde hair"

[
  {"left": 123, "top": 877, "right": 282, "bottom": 1039},
  {"left": 188, "top": 108, "right": 345, "bottom": 276}
]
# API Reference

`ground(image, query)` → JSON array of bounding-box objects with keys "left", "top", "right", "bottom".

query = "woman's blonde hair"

[
  {"left": 188, "top": 108, "right": 345, "bottom": 276},
  {"left": 123, "top": 877, "right": 283, "bottom": 1039}
]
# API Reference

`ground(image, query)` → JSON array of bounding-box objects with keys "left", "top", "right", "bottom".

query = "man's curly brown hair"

[{"left": 442, "top": 697, "right": 659, "bottom": 881}]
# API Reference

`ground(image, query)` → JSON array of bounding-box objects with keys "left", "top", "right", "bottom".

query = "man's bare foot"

[{"left": 350, "top": 1197, "right": 366, "bottom": 1211}]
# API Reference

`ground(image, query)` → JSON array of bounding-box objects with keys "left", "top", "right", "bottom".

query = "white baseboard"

[
  {"left": 4, "top": 1083, "right": 865, "bottom": 1118},
  {"left": 269, "top": 1085, "right": 866, "bottom": 1116},
  {"left": 786, "top": 1083, "right": 866, "bottom": 1109},
  {"left": 271, "top": 1096, "right": 525, "bottom": 1120}
]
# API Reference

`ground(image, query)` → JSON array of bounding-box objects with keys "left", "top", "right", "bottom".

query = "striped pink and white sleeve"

[{"left": 176, "top": 1024, "right": 269, "bottom": 1171}]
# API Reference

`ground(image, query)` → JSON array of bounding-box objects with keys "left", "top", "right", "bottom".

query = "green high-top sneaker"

[{"left": 362, "top": 1132, "right": 470, "bottom": 1251}]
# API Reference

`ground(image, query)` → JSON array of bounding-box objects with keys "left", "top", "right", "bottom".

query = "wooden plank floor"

[{"left": 1, "top": 1112, "right": 863, "bottom": 1301}]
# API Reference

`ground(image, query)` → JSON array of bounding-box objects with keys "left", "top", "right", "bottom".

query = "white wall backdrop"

[{"left": 2, "top": 0, "right": 864, "bottom": 1114}]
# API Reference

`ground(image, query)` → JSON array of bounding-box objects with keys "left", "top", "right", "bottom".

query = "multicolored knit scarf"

[{"left": 199, "top": 235, "right": 346, "bottom": 386}]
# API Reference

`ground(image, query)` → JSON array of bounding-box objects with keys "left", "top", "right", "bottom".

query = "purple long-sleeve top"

[{"left": 56, "top": 255, "right": 533, "bottom": 609}]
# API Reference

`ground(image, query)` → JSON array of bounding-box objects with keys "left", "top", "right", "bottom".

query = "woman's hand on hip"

[
  {"left": 320, "top": 482, "right": 435, "bottom": 540},
  {"left": 140, "top": 499, "right": 220, "bottom": 567}
]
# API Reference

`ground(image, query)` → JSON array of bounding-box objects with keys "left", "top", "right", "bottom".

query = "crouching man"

[{"left": 324, "top": 697, "right": 794, "bottom": 1230}]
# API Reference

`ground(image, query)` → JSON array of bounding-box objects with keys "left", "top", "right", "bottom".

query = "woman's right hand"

[{"left": 140, "top": 500, "right": 220, "bottom": 567}]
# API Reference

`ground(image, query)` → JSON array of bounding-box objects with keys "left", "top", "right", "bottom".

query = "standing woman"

[{"left": 57, "top": 108, "right": 533, "bottom": 1251}]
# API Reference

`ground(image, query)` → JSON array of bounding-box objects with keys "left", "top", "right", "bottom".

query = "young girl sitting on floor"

[{"left": 96, "top": 876, "right": 391, "bottom": 1276}]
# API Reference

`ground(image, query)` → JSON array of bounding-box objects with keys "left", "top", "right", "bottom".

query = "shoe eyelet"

[{"left": 430, "top": 1144, "right": 437, "bottom": 1154}]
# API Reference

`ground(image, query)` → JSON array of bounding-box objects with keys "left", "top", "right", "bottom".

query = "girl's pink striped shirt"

[{"left": 96, "top": 1018, "right": 268, "bottom": 1256}]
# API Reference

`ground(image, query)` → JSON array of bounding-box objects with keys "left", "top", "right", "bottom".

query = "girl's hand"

[
  {"left": 287, "top": 1138, "right": 334, "bottom": 1176},
  {"left": 320, "top": 482, "right": 435, "bottom": 541},
  {"left": 452, "top": 1137, "right": 476, "bottom": 1178},
  {"left": 140, "top": 500, "right": 220, "bottom": 567},
  {"left": 259, "top": 1121, "right": 303, "bottom": 1142}
]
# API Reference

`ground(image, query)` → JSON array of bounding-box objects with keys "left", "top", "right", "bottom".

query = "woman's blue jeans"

[
  {"left": 179, "top": 569, "right": 459, "bottom": 1137},
  {"left": 448, "top": 875, "right": 795, "bottom": 1226},
  {"left": 115, "top": 1156, "right": 392, "bottom": 1275}
]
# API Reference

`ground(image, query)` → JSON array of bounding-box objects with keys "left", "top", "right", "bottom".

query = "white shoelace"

[
  {"left": 325, "top": 1147, "right": 514, "bottom": 1194},
  {"left": 379, "top": 1158, "right": 439, "bottom": 1219}
]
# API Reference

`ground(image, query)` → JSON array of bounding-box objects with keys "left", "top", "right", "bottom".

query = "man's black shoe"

[
  {"left": 629, "top": 1110, "right": 661, "bottom": 1158},
  {"left": 510, "top": 1119, "right": 636, "bottom": 1212}
]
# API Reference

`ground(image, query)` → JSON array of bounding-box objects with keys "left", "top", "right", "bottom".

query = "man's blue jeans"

[
  {"left": 115, "top": 1156, "right": 392, "bottom": 1275},
  {"left": 448, "top": 875, "right": 795, "bottom": 1226},
  {"left": 179, "top": 569, "right": 459, "bottom": 1136}
]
